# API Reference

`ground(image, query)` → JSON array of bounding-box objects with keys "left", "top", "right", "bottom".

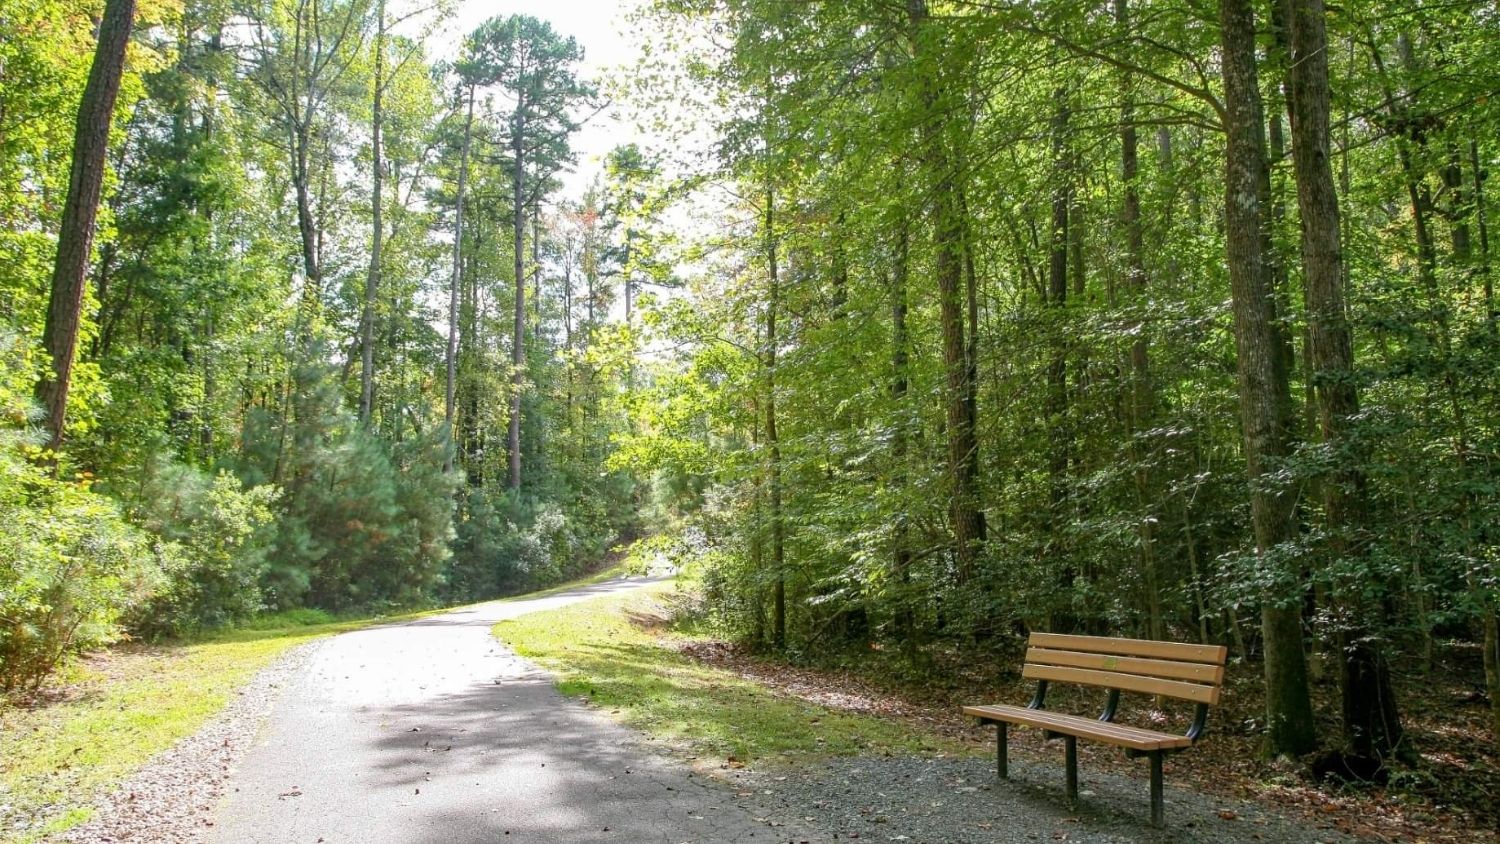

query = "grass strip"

[
  {"left": 494, "top": 581, "right": 964, "bottom": 766},
  {"left": 0, "top": 565, "right": 623, "bottom": 844},
  {"left": 0, "top": 611, "right": 405, "bottom": 844}
]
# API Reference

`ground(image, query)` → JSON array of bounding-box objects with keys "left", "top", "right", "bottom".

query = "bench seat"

[
  {"left": 963, "top": 632, "right": 1228, "bottom": 826},
  {"left": 963, "top": 704, "right": 1194, "bottom": 751}
]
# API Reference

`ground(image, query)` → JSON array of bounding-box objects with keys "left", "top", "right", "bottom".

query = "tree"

[
  {"left": 444, "top": 80, "right": 475, "bottom": 471},
  {"left": 1218, "top": 0, "right": 1318, "bottom": 757},
  {"left": 907, "top": 0, "right": 986, "bottom": 583},
  {"left": 1284, "top": 0, "right": 1404, "bottom": 760},
  {"left": 464, "top": 14, "right": 591, "bottom": 493},
  {"left": 241, "top": 0, "right": 372, "bottom": 318},
  {"left": 36, "top": 0, "right": 138, "bottom": 455},
  {"left": 358, "top": 0, "right": 386, "bottom": 425}
]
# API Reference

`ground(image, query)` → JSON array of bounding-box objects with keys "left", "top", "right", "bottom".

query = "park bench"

[{"left": 963, "top": 632, "right": 1228, "bottom": 826}]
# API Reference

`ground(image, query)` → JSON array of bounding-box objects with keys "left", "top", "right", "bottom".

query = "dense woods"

[
  {"left": 617, "top": 0, "right": 1500, "bottom": 772},
  {"left": 3, "top": 0, "right": 1499, "bottom": 791},
  {"left": 1, "top": 0, "right": 646, "bottom": 688}
]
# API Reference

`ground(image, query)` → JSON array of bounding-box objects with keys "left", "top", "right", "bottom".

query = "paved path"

[{"left": 210, "top": 578, "right": 802, "bottom": 844}]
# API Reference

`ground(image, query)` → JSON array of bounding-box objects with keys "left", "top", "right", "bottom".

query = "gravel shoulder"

[
  {"left": 719, "top": 754, "right": 1344, "bottom": 844},
  {"left": 50, "top": 643, "right": 317, "bottom": 844}
]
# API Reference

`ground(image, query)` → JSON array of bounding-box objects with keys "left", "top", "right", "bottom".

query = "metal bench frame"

[{"left": 969, "top": 633, "right": 1227, "bottom": 827}]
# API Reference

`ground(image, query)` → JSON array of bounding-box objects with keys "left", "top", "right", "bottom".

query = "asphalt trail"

[{"left": 210, "top": 577, "right": 805, "bottom": 844}]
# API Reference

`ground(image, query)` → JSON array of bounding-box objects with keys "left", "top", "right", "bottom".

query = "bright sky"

[{"left": 427, "top": 0, "right": 649, "bottom": 202}]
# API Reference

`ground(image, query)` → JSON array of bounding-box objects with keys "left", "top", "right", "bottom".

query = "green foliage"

[
  {"left": 0, "top": 0, "right": 649, "bottom": 693},
  {"left": 238, "top": 356, "right": 456, "bottom": 612},
  {"left": 629, "top": 2, "right": 1500, "bottom": 760},
  {"left": 0, "top": 354, "right": 163, "bottom": 692},
  {"left": 234, "top": 607, "right": 337, "bottom": 630},
  {"left": 122, "top": 460, "right": 280, "bottom": 635}
]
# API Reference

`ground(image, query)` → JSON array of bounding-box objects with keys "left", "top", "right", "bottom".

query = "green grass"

[
  {"left": 495, "top": 581, "right": 963, "bottom": 766},
  {"left": 0, "top": 609, "right": 433, "bottom": 844},
  {"left": 0, "top": 565, "right": 635, "bottom": 844}
]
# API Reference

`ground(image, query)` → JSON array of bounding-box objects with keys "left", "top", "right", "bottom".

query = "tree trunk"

[
  {"left": 831, "top": 211, "right": 849, "bottom": 316},
  {"left": 508, "top": 109, "right": 526, "bottom": 492},
  {"left": 1045, "top": 87, "right": 1073, "bottom": 619},
  {"left": 532, "top": 199, "right": 542, "bottom": 343},
  {"left": 1219, "top": 0, "right": 1318, "bottom": 757},
  {"left": 765, "top": 176, "right": 786, "bottom": 650},
  {"left": 1286, "top": 0, "right": 1404, "bottom": 761},
  {"left": 37, "top": 0, "right": 137, "bottom": 455},
  {"left": 444, "top": 86, "right": 474, "bottom": 474},
  {"left": 1485, "top": 612, "right": 1500, "bottom": 744},
  {"left": 1472, "top": 141, "right": 1494, "bottom": 325},
  {"left": 292, "top": 100, "right": 320, "bottom": 313},
  {"left": 959, "top": 189, "right": 980, "bottom": 451},
  {"left": 623, "top": 232, "right": 633, "bottom": 326},
  {"left": 909, "top": 0, "right": 985, "bottom": 582},
  {"left": 890, "top": 214, "right": 915, "bottom": 650},
  {"left": 1115, "top": 0, "right": 1163, "bottom": 642},
  {"left": 359, "top": 0, "right": 385, "bottom": 426}
]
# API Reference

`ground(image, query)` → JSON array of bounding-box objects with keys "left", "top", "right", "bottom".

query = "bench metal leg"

[
  {"left": 996, "top": 722, "right": 1009, "bottom": 778},
  {"left": 1063, "top": 735, "right": 1078, "bottom": 803},
  {"left": 1148, "top": 751, "right": 1164, "bottom": 827}
]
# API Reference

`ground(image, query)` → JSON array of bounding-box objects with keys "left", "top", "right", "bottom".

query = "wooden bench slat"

[
  {"left": 1029, "top": 632, "right": 1228, "bottom": 665},
  {"left": 969, "top": 632, "right": 1223, "bottom": 826},
  {"left": 1026, "top": 647, "right": 1226, "bottom": 684},
  {"left": 963, "top": 704, "right": 1194, "bottom": 751},
  {"left": 1023, "top": 663, "right": 1221, "bottom": 705}
]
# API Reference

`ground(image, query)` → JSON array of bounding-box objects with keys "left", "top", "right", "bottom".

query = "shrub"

[
  {"left": 237, "top": 355, "right": 456, "bottom": 612},
  {"left": 0, "top": 428, "right": 163, "bottom": 693},
  {"left": 123, "top": 459, "right": 280, "bottom": 636}
]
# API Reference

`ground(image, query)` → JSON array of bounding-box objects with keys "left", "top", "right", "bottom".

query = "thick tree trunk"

[
  {"left": 37, "top": 0, "right": 137, "bottom": 454},
  {"left": 1286, "top": 0, "right": 1404, "bottom": 761},
  {"left": 1219, "top": 0, "right": 1318, "bottom": 757},
  {"left": 1266, "top": 8, "right": 1311, "bottom": 443},
  {"left": 444, "top": 87, "right": 474, "bottom": 474},
  {"left": 359, "top": 0, "right": 385, "bottom": 426}
]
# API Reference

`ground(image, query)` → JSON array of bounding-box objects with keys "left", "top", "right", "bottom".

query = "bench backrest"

[{"left": 1023, "top": 632, "right": 1228, "bottom": 705}]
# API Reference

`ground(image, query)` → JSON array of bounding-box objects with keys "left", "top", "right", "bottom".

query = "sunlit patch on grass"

[
  {"left": 0, "top": 610, "right": 426, "bottom": 844},
  {"left": 494, "top": 581, "right": 964, "bottom": 767}
]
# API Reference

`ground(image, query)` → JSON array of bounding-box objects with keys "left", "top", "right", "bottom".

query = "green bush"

[
  {"left": 237, "top": 355, "right": 456, "bottom": 612},
  {"left": 0, "top": 427, "right": 163, "bottom": 693},
  {"left": 123, "top": 459, "right": 280, "bottom": 635},
  {"left": 235, "top": 607, "right": 337, "bottom": 630}
]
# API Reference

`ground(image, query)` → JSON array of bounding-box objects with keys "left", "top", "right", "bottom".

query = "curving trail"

[{"left": 210, "top": 577, "right": 803, "bottom": 844}]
